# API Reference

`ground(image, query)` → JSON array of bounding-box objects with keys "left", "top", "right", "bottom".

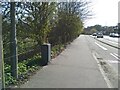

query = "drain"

[
  {"left": 97, "top": 57, "right": 103, "bottom": 60},
  {"left": 100, "top": 61, "right": 106, "bottom": 65}
]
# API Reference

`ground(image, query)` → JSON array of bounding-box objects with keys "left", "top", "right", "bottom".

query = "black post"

[
  {"left": 118, "top": 23, "right": 120, "bottom": 34},
  {"left": 10, "top": 2, "right": 18, "bottom": 78},
  {"left": 41, "top": 44, "right": 51, "bottom": 66}
]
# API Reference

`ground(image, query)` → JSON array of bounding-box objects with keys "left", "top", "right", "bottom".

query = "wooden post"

[{"left": 10, "top": 2, "right": 18, "bottom": 78}]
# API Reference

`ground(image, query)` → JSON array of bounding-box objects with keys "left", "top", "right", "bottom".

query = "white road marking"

[
  {"left": 110, "top": 53, "right": 120, "bottom": 60},
  {"left": 95, "top": 42, "right": 108, "bottom": 51},
  {"left": 107, "top": 40, "right": 118, "bottom": 45},
  {"left": 114, "top": 53, "right": 119, "bottom": 58},
  {"left": 92, "top": 53, "right": 113, "bottom": 88},
  {"left": 105, "top": 60, "right": 119, "bottom": 64}
]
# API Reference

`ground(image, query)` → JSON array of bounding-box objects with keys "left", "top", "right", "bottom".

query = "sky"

[
  {"left": 1, "top": 0, "right": 119, "bottom": 27},
  {"left": 84, "top": 0, "right": 119, "bottom": 27}
]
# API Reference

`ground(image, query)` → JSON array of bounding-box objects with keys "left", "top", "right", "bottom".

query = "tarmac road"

[
  {"left": 89, "top": 35, "right": 119, "bottom": 88},
  {"left": 20, "top": 35, "right": 114, "bottom": 88}
]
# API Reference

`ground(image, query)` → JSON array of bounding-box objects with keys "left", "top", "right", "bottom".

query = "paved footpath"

[{"left": 20, "top": 35, "right": 108, "bottom": 88}]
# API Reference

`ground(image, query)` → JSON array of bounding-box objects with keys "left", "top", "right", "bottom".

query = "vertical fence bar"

[
  {"left": 1, "top": 41, "right": 5, "bottom": 89},
  {"left": 10, "top": 2, "right": 18, "bottom": 78},
  {"left": 0, "top": 6, "right": 5, "bottom": 89}
]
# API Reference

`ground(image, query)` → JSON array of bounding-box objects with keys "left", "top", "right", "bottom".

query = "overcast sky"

[{"left": 84, "top": 0, "right": 119, "bottom": 27}]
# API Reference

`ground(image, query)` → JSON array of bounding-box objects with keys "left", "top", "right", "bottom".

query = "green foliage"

[
  {"left": 51, "top": 44, "right": 65, "bottom": 58},
  {"left": 16, "top": 2, "right": 56, "bottom": 45},
  {"left": 4, "top": 54, "right": 41, "bottom": 86},
  {"left": 90, "top": 28, "right": 97, "bottom": 33},
  {"left": 2, "top": 2, "right": 91, "bottom": 87},
  {"left": 26, "top": 54, "right": 41, "bottom": 66},
  {"left": 49, "top": 2, "right": 83, "bottom": 45},
  {"left": 4, "top": 64, "right": 11, "bottom": 73},
  {"left": 18, "top": 63, "right": 27, "bottom": 75},
  {"left": 5, "top": 73, "right": 17, "bottom": 86},
  {"left": 4, "top": 64, "right": 17, "bottom": 86},
  {"left": 28, "top": 65, "right": 39, "bottom": 73},
  {"left": 17, "top": 38, "right": 37, "bottom": 54}
]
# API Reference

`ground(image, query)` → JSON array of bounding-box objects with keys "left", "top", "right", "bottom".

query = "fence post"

[
  {"left": 0, "top": 8, "right": 5, "bottom": 89},
  {"left": 1, "top": 41, "right": 5, "bottom": 89},
  {"left": 10, "top": 2, "right": 18, "bottom": 78},
  {"left": 41, "top": 43, "right": 51, "bottom": 66}
]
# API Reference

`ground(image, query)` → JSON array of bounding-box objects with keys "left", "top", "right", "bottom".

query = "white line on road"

[
  {"left": 110, "top": 53, "right": 120, "bottom": 60},
  {"left": 104, "top": 60, "right": 119, "bottom": 64},
  {"left": 95, "top": 42, "right": 108, "bottom": 51},
  {"left": 114, "top": 53, "right": 119, "bottom": 58},
  {"left": 92, "top": 52, "right": 113, "bottom": 88},
  {"left": 107, "top": 40, "right": 118, "bottom": 45}
]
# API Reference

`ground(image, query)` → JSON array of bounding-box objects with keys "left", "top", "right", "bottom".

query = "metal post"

[
  {"left": 41, "top": 44, "right": 51, "bottom": 66},
  {"left": 0, "top": 9, "right": 5, "bottom": 89},
  {"left": 59, "top": 36, "right": 61, "bottom": 52},
  {"left": 10, "top": 2, "right": 18, "bottom": 78},
  {"left": 1, "top": 41, "right": 5, "bottom": 89}
]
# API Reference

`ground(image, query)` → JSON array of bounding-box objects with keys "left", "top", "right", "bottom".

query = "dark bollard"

[{"left": 41, "top": 43, "right": 51, "bottom": 66}]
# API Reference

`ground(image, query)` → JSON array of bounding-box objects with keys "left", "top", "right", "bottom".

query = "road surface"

[
  {"left": 103, "top": 36, "right": 119, "bottom": 43},
  {"left": 89, "top": 35, "right": 119, "bottom": 88},
  {"left": 20, "top": 35, "right": 118, "bottom": 88}
]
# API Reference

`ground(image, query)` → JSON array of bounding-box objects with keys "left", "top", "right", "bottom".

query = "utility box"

[{"left": 41, "top": 43, "right": 51, "bottom": 66}]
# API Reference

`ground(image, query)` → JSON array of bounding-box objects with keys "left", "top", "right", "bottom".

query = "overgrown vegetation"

[
  {"left": 5, "top": 54, "right": 41, "bottom": 87},
  {"left": 2, "top": 1, "right": 91, "bottom": 87}
]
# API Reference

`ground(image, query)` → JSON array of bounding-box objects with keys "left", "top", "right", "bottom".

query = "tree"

[
  {"left": 17, "top": 2, "right": 56, "bottom": 45},
  {"left": 49, "top": 2, "right": 88, "bottom": 44},
  {"left": 90, "top": 28, "right": 97, "bottom": 34}
]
